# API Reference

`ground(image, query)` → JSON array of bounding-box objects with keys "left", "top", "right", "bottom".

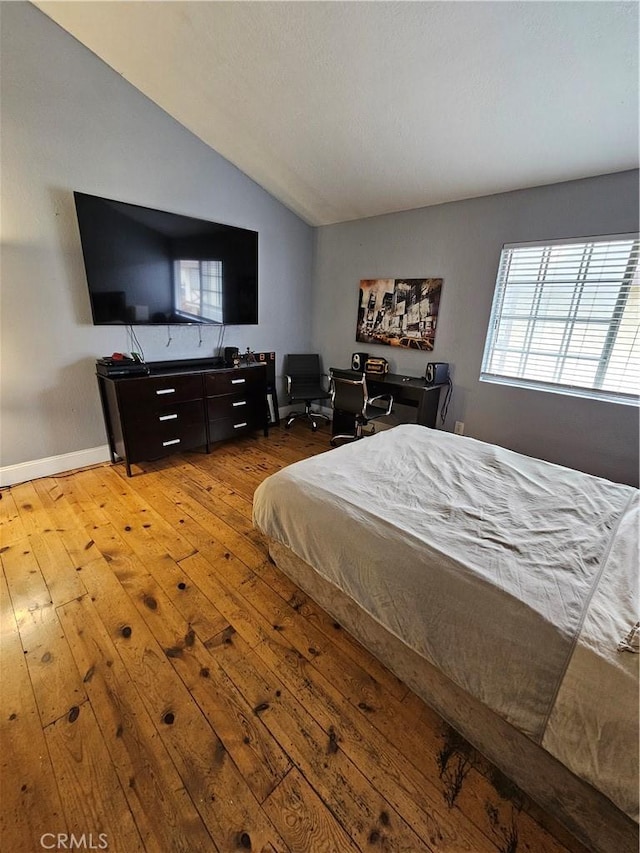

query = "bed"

[{"left": 253, "top": 424, "right": 639, "bottom": 853}]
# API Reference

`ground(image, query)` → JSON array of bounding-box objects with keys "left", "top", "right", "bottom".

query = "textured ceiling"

[{"left": 34, "top": 1, "right": 639, "bottom": 226}]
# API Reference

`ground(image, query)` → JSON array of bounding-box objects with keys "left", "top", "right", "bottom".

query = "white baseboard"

[
  {"left": 0, "top": 445, "right": 111, "bottom": 488},
  {"left": 0, "top": 408, "right": 335, "bottom": 488}
]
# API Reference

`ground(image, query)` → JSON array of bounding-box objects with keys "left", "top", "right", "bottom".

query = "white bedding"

[{"left": 253, "top": 424, "right": 639, "bottom": 820}]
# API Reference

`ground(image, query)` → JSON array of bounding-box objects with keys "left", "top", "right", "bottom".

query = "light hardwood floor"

[{"left": 1, "top": 424, "right": 588, "bottom": 853}]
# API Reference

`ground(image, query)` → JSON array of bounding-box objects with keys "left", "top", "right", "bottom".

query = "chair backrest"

[
  {"left": 285, "top": 353, "right": 323, "bottom": 380},
  {"left": 329, "top": 369, "right": 368, "bottom": 416}
]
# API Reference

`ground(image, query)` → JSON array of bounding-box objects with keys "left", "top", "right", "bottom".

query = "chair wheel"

[
  {"left": 284, "top": 421, "right": 292, "bottom": 429},
  {"left": 311, "top": 422, "right": 318, "bottom": 431}
]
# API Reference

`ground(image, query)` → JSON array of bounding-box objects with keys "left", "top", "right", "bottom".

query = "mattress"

[{"left": 253, "top": 424, "right": 639, "bottom": 820}]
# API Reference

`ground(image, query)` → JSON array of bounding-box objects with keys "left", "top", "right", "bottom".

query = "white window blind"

[{"left": 480, "top": 234, "right": 639, "bottom": 405}]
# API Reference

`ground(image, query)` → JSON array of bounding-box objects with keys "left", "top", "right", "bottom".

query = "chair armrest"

[
  {"left": 369, "top": 393, "right": 394, "bottom": 416},
  {"left": 330, "top": 376, "right": 364, "bottom": 387}
]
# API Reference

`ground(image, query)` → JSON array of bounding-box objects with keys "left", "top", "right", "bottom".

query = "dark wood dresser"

[{"left": 97, "top": 359, "right": 268, "bottom": 476}]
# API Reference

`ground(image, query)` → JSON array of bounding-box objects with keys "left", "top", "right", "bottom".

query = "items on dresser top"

[{"left": 96, "top": 358, "right": 268, "bottom": 477}]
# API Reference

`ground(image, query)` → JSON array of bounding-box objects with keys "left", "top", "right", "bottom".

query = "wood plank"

[
  {"left": 0, "top": 569, "right": 67, "bottom": 852},
  {"left": 37, "top": 476, "right": 106, "bottom": 568},
  {"left": 188, "top": 453, "right": 257, "bottom": 502},
  {"left": 80, "top": 530, "right": 292, "bottom": 804},
  {"left": 253, "top": 632, "right": 499, "bottom": 853},
  {"left": 28, "top": 477, "right": 59, "bottom": 508},
  {"left": 188, "top": 659, "right": 292, "bottom": 806},
  {"left": 9, "top": 480, "right": 52, "bottom": 536},
  {"left": 74, "top": 553, "right": 290, "bottom": 852},
  {"left": 180, "top": 552, "right": 271, "bottom": 650},
  {"left": 144, "top": 459, "right": 256, "bottom": 529},
  {"left": 179, "top": 544, "right": 338, "bottom": 670},
  {"left": 246, "top": 430, "right": 331, "bottom": 466},
  {"left": 85, "top": 467, "right": 197, "bottom": 563},
  {"left": 208, "top": 632, "right": 436, "bottom": 853},
  {"left": 190, "top": 444, "right": 272, "bottom": 501},
  {"left": 1, "top": 540, "right": 87, "bottom": 726},
  {"left": 88, "top": 520, "right": 229, "bottom": 646},
  {"left": 239, "top": 572, "right": 333, "bottom": 660},
  {"left": 44, "top": 700, "right": 144, "bottom": 851},
  {"left": 110, "top": 462, "right": 263, "bottom": 574},
  {"left": 29, "top": 530, "right": 87, "bottom": 608},
  {"left": 51, "top": 468, "right": 112, "bottom": 530},
  {"left": 153, "top": 458, "right": 255, "bottom": 520},
  {"left": 58, "top": 593, "right": 216, "bottom": 853},
  {"left": 256, "top": 556, "right": 409, "bottom": 702},
  {"left": 145, "top": 463, "right": 266, "bottom": 569},
  {"left": 263, "top": 768, "right": 360, "bottom": 853},
  {"left": 0, "top": 489, "right": 29, "bottom": 545}
]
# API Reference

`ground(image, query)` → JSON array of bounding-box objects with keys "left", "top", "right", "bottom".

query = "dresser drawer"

[
  {"left": 204, "top": 368, "right": 265, "bottom": 397},
  {"left": 206, "top": 393, "right": 264, "bottom": 421},
  {"left": 118, "top": 373, "right": 203, "bottom": 410},
  {"left": 208, "top": 413, "right": 263, "bottom": 443},
  {"left": 126, "top": 418, "right": 206, "bottom": 462},
  {"left": 123, "top": 398, "right": 203, "bottom": 431}
]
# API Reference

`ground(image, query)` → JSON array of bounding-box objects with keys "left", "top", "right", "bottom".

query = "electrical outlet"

[{"left": 454, "top": 421, "right": 465, "bottom": 435}]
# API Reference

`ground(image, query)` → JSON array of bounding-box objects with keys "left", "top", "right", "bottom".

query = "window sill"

[{"left": 479, "top": 374, "right": 640, "bottom": 407}]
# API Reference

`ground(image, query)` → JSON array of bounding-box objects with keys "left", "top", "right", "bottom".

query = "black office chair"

[
  {"left": 329, "top": 368, "right": 393, "bottom": 446},
  {"left": 284, "top": 354, "right": 331, "bottom": 431}
]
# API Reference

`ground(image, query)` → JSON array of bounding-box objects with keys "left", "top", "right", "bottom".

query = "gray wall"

[
  {"left": 0, "top": 3, "right": 313, "bottom": 468},
  {"left": 312, "top": 172, "right": 639, "bottom": 486}
]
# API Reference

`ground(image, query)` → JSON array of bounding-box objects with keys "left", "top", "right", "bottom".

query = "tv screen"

[{"left": 74, "top": 192, "right": 258, "bottom": 325}]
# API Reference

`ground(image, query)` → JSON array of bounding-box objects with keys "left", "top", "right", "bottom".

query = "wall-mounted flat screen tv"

[{"left": 74, "top": 192, "right": 258, "bottom": 325}]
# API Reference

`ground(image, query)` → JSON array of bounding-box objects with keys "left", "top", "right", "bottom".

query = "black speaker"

[
  {"left": 224, "top": 346, "right": 239, "bottom": 366},
  {"left": 425, "top": 362, "right": 450, "bottom": 386},
  {"left": 351, "top": 352, "right": 369, "bottom": 372}
]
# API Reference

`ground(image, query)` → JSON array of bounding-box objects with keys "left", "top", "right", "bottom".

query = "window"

[
  {"left": 480, "top": 235, "right": 639, "bottom": 405},
  {"left": 175, "top": 259, "right": 223, "bottom": 322}
]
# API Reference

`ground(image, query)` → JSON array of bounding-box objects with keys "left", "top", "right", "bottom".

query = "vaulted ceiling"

[{"left": 35, "top": 1, "right": 639, "bottom": 226}]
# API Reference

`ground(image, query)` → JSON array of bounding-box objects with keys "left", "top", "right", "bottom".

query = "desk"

[{"left": 330, "top": 368, "right": 446, "bottom": 436}]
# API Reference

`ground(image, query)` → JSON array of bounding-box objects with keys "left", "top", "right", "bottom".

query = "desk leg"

[{"left": 417, "top": 387, "right": 443, "bottom": 428}]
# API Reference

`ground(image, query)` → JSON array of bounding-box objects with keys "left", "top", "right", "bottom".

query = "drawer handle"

[
  {"left": 232, "top": 401, "right": 247, "bottom": 407},
  {"left": 156, "top": 388, "right": 176, "bottom": 395},
  {"left": 233, "top": 422, "right": 248, "bottom": 429},
  {"left": 159, "top": 414, "right": 178, "bottom": 421},
  {"left": 231, "top": 378, "right": 246, "bottom": 385},
  {"left": 162, "top": 438, "right": 181, "bottom": 447}
]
